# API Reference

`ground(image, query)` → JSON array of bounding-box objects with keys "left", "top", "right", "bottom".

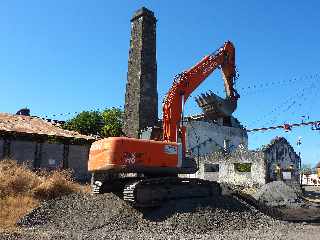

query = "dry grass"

[
  {"left": 0, "top": 195, "right": 39, "bottom": 231},
  {"left": 80, "top": 183, "right": 92, "bottom": 194},
  {"left": 241, "top": 187, "right": 258, "bottom": 196},
  {"left": 33, "top": 170, "right": 80, "bottom": 200},
  {"left": 0, "top": 160, "right": 41, "bottom": 198},
  {"left": 0, "top": 160, "right": 82, "bottom": 231}
]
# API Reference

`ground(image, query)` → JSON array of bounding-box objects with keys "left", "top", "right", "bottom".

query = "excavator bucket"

[{"left": 195, "top": 91, "right": 237, "bottom": 121}]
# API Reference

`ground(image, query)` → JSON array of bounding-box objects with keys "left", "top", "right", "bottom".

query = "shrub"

[
  {"left": 33, "top": 170, "right": 80, "bottom": 200},
  {"left": 0, "top": 160, "right": 80, "bottom": 200},
  {"left": 0, "top": 160, "right": 41, "bottom": 198},
  {"left": 0, "top": 195, "right": 38, "bottom": 230},
  {"left": 0, "top": 160, "right": 82, "bottom": 230}
]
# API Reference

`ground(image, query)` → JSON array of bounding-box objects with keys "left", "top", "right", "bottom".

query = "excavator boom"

[{"left": 162, "top": 41, "right": 238, "bottom": 153}]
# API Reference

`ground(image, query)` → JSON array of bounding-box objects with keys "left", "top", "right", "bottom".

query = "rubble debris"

[{"left": 253, "top": 181, "right": 303, "bottom": 207}]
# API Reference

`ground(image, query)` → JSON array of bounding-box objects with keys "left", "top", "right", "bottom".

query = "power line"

[
  {"left": 247, "top": 120, "right": 320, "bottom": 133},
  {"left": 238, "top": 73, "right": 319, "bottom": 96},
  {"left": 247, "top": 73, "right": 320, "bottom": 128},
  {"left": 34, "top": 106, "right": 123, "bottom": 119},
  {"left": 267, "top": 79, "right": 319, "bottom": 127},
  {"left": 27, "top": 72, "right": 320, "bottom": 119},
  {"left": 192, "top": 73, "right": 319, "bottom": 101}
]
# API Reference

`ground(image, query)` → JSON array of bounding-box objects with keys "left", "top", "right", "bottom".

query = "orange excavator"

[{"left": 88, "top": 41, "right": 239, "bottom": 207}]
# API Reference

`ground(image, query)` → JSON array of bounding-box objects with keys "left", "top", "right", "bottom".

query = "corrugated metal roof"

[{"left": 0, "top": 112, "right": 94, "bottom": 140}]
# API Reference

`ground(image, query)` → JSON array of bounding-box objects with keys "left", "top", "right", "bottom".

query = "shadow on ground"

[
  {"left": 229, "top": 190, "right": 320, "bottom": 225},
  {"left": 304, "top": 190, "right": 320, "bottom": 199},
  {"left": 278, "top": 206, "right": 320, "bottom": 224},
  {"left": 138, "top": 195, "right": 250, "bottom": 221}
]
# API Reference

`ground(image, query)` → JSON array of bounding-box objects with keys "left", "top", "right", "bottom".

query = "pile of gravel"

[
  {"left": 253, "top": 181, "right": 302, "bottom": 207},
  {"left": 14, "top": 192, "right": 288, "bottom": 239}
]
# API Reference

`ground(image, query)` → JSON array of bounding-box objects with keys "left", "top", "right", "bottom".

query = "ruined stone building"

[
  {"left": 190, "top": 137, "right": 300, "bottom": 187},
  {"left": 262, "top": 137, "right": 300, "bottom": 182},
  {"left": 0, "top": 112, "right": 95, "bottom": 180},
  {"left": 123, "top": 7, "right": 158, "bottom": 138}
]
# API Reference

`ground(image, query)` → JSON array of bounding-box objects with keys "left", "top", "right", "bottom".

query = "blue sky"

[{"left": 0, "top": 1, "right": 319, "bottom": 166}]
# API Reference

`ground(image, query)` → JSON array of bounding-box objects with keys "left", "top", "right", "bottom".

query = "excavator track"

[{"left": 123, "top": 177, "right": 221, "bottom": 207}]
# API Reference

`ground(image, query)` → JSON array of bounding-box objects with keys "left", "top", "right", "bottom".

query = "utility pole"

[{"left": 297, "top": 136, "right": 302, "bottom": 185}]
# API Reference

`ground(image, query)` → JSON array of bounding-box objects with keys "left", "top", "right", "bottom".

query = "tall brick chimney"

[{"left": 123, "top": 7, "right": 158, "bottom": 138}]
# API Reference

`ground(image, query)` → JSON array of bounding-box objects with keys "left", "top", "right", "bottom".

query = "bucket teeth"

[{"left": 196, "top": 90, "right": 237, "bottom": 120}]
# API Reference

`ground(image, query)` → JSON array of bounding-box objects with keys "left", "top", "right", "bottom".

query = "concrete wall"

[
  {"left": 186, "top": 120, "right": 248, "bottom": 157},
  {"left": 10, "top": 140, "right": 36, "bottom": 167},
  {"left": 0, "top": 139, "right": 3, "bottom": 159},
  {"left": 40, "top": 142, "right": 64, "bottom": 169},
  {"left": 0, "top": 137, "right": 91, "bottom": 181},
  {"left": 68, "top": 145, "right": 90, "bottom": 181}
]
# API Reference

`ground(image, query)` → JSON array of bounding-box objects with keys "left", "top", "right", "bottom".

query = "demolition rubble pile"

[
  {"left": 13, "top": 192, "right": 300, "bottom": 240},
  {"left": 253, "top": 181, "right": 303, "bottom": 207}
]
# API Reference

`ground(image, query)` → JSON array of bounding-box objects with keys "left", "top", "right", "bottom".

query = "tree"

[
  {"left": 63, "top": 111, "right": 103, "bottom": 136},
  {"left": 101, "top": 107, "right": 124, "bottom": 137},
  {"left": 300, "top": 164, "right": 312, "bottom": 175},
  {"left": 62, "top": 107, "right": 124, "bottom": 137}
]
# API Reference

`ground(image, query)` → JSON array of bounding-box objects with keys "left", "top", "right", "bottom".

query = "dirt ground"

[
  {"left": 278, "top": 185, "right": 320, "bottom": 223},
  {"left": 303, "top": 185, "right": 320, "bottom": 202}
]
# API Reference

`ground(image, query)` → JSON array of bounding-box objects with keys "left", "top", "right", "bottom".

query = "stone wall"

[
  {"left": 123, "top": 7, "right": 158, "bottom": 138},
  {"left": 190, "top": 148, "right": 267, "bottom": 187},
  {"left": 183, "top": 137, "right": 300, "bottom": 187},
  {"left": 262, "top": 137, "right": 300, "bottom": 183}
]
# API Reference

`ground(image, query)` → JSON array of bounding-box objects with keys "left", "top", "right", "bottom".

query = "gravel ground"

[{"left": 1, "top": 192, "right": 319, "bottom": 240}]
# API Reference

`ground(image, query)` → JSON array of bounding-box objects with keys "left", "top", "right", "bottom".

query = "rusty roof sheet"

[{"left": 0, "top": 112, "right": 94, "bottom": 140}]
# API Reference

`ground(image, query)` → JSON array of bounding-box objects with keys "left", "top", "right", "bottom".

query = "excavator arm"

[{"left": 162, "top": 41, "right": 238, "bottom": 154}]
